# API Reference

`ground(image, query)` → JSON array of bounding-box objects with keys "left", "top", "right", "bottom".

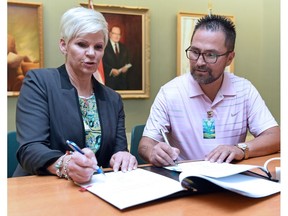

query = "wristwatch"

[{"left": 235, "top": 143, "right": 249, "bottom": 160}]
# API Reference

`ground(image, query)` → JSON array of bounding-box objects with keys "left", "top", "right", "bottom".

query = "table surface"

[{"left": 8, "top": 153, "right": 280, "bottom": 216}]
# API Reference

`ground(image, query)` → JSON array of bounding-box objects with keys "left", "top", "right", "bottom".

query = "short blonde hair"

[{"left": 60, "top": 7, "right": 108, "bottom": 46}]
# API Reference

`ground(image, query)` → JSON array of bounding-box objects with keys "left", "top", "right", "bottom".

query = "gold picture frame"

[
  {"left": 7, "top": 1, "right": 44, "bottom": 96},
  {"left": 81, "top": 3, "right": 150, "bottom": 99},
  {"left": 177, "top": 12, "right": 235, "bottom": 76}
]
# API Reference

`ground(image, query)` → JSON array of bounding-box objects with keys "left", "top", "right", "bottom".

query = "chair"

[
  {"left": 130, "top": 124, "right": 147, "bottom": 164},
  {"left": 7, "top": 131, "right": 19, "bottom": 178}
]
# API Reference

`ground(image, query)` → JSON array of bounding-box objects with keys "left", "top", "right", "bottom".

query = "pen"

[
  {"left": 160, "top": 129, "right": 178, "bottom": 165},
  {"left": 66, "top": 140, "right": 105, "bottom": 175}
]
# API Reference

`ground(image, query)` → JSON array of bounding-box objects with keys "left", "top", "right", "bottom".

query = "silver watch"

[{"left": 235, "top": 143, "right": 249, "bottom": 160}]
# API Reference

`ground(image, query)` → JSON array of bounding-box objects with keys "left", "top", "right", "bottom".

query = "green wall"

[{"left": 7, "top": 0, "right": 280, "bottom": 134}]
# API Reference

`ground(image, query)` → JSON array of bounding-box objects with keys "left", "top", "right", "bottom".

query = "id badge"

[{"left": 203, "top": 117, "right": 215, "bottom": 139}]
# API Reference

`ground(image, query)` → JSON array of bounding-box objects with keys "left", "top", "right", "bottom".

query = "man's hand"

[
  {"left": 205, "top": 145, "right": 245, "bottom": 163},
  {"left": 110, "top": 68, "right": 121, "bottom": 77},
  {"left": 148, "top": 142, "right": 179, "bottom": 167}
]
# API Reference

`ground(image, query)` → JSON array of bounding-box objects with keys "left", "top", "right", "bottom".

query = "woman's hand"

[
  {"left": 49, "top": 148, "right": 98, "bottom": 184},
  {"left": 109, "top": 151, "right": 138, "bottom": 172},
  {"left": 66, "top": 148, "right": 98, "bottom": 183}
]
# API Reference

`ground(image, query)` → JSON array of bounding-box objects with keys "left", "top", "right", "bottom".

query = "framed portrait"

[
  {"left": 177, "top": 12, "right": 235, "bottom": 76},
  {"left": 7, "top": 1, "right": 44, "bottom": 96},
  {"left": 81, "top": 3, "right": 150, "bottom": 99}
]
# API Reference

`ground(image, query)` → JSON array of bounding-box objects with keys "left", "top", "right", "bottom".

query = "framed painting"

[
  {"left": 81, "top": 3, "right": 150, "bottom": 99},
  {"left": 177, "top": 12, "right": 235, "bottom": 76},
  {"left": 7, "top": 1, "right": 44, "bottom": 96}
]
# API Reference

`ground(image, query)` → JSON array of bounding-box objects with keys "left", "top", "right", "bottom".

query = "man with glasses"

[{"left": 138, "top": 15, "right": 280, "bottom": 166}]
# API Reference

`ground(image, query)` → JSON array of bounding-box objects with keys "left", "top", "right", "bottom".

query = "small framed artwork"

[
  {"left": 7, "top": 1, "right": 44, "bottom": 96},
  {"left": 81, "top": 3, "right": 150, "bottom": 99},
  {"left": 177, "top": 12, "right": 235, "bottom": 76}
]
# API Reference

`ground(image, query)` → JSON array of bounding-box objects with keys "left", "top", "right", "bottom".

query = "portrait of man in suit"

[
  {"left": 102, "top": 26, "right": 132, "bottom": 90},
  {"left": 88, "top": 7, "right": 148, "bottom": 98}
]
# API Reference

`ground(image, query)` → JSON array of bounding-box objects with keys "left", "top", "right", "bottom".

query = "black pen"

[
  {"left": 66, "top": 140, "right": 105, "bottom": 175},
  {"left": 160, "top": 129, "right": 178, "bottom": 165}
]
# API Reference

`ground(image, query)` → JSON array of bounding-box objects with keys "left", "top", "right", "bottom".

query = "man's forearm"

[
  {"left": 138, "top": 136, "right": 157, "bottom": 163},
  {"left": 247, "top": 126, "right": 280, "bottom": 158}
]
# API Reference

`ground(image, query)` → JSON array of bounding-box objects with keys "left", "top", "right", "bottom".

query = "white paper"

[
  {"left": 79, "top": 168, "right": 184, "bottom": 210},
  {"left": 165, "top": 161, "right": 266, "bottom": 178},
  {"left": 179, "top": 172, "right": 281, "bottom": 198}
]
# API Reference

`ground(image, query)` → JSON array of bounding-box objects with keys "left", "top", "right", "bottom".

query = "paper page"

[
  {"left": 179, "top": 172, "right": 281, "bottom": 198},
  {"left": 165, "top": 161, "right": 263, "bottom": 178},
  {"left": 79, "top": 168, "right": 184, "bottom": 210}
]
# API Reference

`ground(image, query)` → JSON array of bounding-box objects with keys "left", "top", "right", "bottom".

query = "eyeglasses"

[{"left": 185, "top": 46, "right": 232, "bottom": 64}]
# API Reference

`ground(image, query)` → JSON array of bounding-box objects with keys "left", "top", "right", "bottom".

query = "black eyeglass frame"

[{"left": 185, "top": 46, "right": 232, "bottom": 64}]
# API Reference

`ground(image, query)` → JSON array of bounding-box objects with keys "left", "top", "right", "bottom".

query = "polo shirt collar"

[
  {"left": 219, "top": 72, "right": 237, "bottom": 96},
  {"left": 186, "top": 72, "right": 236, "bottom": 98}
]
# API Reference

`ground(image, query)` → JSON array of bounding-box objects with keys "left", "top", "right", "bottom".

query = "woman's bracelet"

[
  {"left": 55, "top": 155, "right": 66, "bottom": 178},
  {"left": 63, "top": 154, "right": 72, "bottom": 180},
  {"left": 54, "top": 151, "right": 72, "bottom": 178}
]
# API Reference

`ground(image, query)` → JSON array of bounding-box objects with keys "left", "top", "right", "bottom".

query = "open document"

[
  {"left": 78, "top": 161, "right": 280, "bottom": 210},
  {"left": 164, "top": 160, "right": 272, "bottom": 178},
  {"left": 79, "top": 168, "right": 184, "bottom": 210}
]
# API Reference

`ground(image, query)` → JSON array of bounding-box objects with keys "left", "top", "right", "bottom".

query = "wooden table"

[{"left": 8, "top": 153, "right": 280, "bottom": 216}]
